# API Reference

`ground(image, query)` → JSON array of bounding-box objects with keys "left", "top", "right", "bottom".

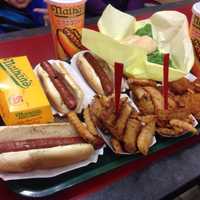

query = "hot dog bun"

[
  {"left": 0, "top": 144, "right": 93, "bottom": 172},
  {"left": 77, "top": 53, "right": 104, "bottom": 95},
  {"left": 76, "top": 52, "right": 114, "bottom": 96},
  {"left": 0, "top": 123, "right": 94, "bottom": 172},
  {"left": 36, "top": 61, "right": 84, "bottom": 115}
]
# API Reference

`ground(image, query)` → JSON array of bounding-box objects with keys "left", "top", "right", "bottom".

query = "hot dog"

[
  {"left": 36, "top": 61, "right": 84, "bottom": 115},
  {"left": 0, "top": 123, "right": 94, "bottom": 172},
  {"left": 76, "top": 52, "right": 114, "bottom": 96}
]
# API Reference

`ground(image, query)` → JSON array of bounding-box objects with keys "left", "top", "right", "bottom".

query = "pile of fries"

[
  {"left": 87, "top": 95, "right": 157, "bottom": 155},
  {"left": 128, "top": 77, "right": 198, "bottom": 137},
  {"left": 67, "top": 76, "right": 200, "bottom": 156}
]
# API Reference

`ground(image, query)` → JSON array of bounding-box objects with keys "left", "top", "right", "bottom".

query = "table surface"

[{"left": 0, "top": 0, "right": 200, "bottom": 200}]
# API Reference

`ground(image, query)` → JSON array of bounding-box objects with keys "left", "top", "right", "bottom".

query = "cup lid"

[{"left": 192, "top": 2, "right": 200, "bottom": 16}]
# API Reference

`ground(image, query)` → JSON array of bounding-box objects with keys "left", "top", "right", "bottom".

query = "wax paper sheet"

[{"left": 82, "top": 5, "right": 194, "bottom": 81}]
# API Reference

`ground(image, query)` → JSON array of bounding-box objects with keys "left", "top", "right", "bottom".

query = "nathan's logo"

[
  {"left": 0, "top": 58, "right": 32, "bottom": 89},
  {"left": 51, "top": 5, "right": 84, "bottom": 18}
]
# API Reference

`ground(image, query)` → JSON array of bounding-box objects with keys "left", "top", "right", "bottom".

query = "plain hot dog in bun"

[
  {"left": 0, "top": 123, "right": 94, "bottom": 172},
  {"left": 76, "top": 52, "right": 114, "bottom": 96},
  {"left": 36, "top": 61, "right": 84, "bottom": 115}
]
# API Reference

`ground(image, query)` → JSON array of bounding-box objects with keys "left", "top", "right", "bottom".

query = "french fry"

[
  {"left": 90, "top": 96, "right": 103, "bottom": 117},
  {"left": 156, "top": 127, "right": 182, "bottom": 137},
  {"left": 169, "top": 119, "right": 197, "bottom": 134},
  {"left": 67, "top": 111, "right": 98, "bottom": 146},
  {"left": 83, "top": 107, "right": 99, "bottom": 136},
  {"left": 144, "top": 87, "right": 163, "bottom": 111},
  {"left": 132, "top": 86, "right": 148, "bottom": 100},
  {"left": 128, "top": 77, "right": 157, "bottom": 87},
  {"left": 157, "top": 108, "right": 190, "bottom": 121},
  {"left": 144, "top": 86, "right": 176, "bottom": 111},
  {"left": 137, "top": 120, "right": 155, "bottom": 155},
  {"left": 137, "top": 97, "right": 155, "bottom": 115},
  {"left": 123, "top": 118, "right": 141, "bottom": 153},
  {"left": 111, "top": 137, "right": 123, "bottom": 154},
  {"left": 169, "top": 77, "right": 193, "bottom": 95},
  {"left": 114, "top": 100, "right": 132, "bottom": 141}
]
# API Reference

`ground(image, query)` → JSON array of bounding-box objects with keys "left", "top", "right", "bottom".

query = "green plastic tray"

[{"left": 6, "top": 130, "right": 200, "bottom": 198}]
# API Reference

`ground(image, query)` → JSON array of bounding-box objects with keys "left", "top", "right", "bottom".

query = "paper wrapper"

[
  {"left": 35, "top": 60, "right": 95, "bottom": 116},
  {"left": 97, "top": 4, "right": 136, "bottom": 41},
  {"left": 97, "top": 94, "right": 156, "bottom": 155},
  {"left": 71, "top": 50, "right": 129, "bottom": 92},
  {"left": 82, "top": 5, "right": 194, "bottom": 81},
  {"left": 0, "top": 147, "right": 104, "bottom": 181}
]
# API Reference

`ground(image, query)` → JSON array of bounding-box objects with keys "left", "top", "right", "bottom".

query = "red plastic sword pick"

[
  {"left": 163, "top": 53, "right": 170, "bottom": 110},
  {"left": 114, "top": 62, "right": 124, "bottom": 115}
]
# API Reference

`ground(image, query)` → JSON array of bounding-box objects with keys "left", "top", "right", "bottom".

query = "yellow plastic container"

[{"left": 0, "top": 56, "right": 54, "bottom": 125}]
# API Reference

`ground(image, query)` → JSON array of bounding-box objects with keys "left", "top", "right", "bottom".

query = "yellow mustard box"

[{"left": 0, "top": 56, "right": 54, "bottom": 125}]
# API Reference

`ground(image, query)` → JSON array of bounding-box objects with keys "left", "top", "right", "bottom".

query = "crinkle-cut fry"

[
  {"left": 67, "top": 111, "right": 97, "bottom": 145},
  {"left": 83, "top": 107, "right": 99, "bottom": 136},
  {"left": 128, "top": 77, "right": 157, "bottom": 87},
  {"left": 114, "top": 101, "right": 132, "bottom": 141},
  {"left": 111, "top": 137, "right": 123, "bottom": 154},
  {"left": 169, "top": 119, "right": 197, "bottom": 134},
  {"left": 123, "top": 118, "right": 141, "bottom": 153},
  {"left": 137, "top": 120, "right": 155, "bottom": 156}
]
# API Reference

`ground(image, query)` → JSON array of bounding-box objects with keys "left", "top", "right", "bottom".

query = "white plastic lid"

[
  {"left": 47, "top": 0, "right": 86, "bottom": 4},
  {"left": 192, "top": 2, "right": 200, "bottom": 16}
]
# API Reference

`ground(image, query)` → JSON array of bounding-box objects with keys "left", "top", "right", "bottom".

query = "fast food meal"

[
  {"left": 88, "top": 95, "right": 156, "bottom": 155},
  {"left": 128, "top": 77, "right": 198, "bottom": 137},
  {"left": 1, "top": 4, "right": 200, "bottom": 182},
  {"left": 0, "top": 123, "right": 94, "bottom": 172},
  {"left": 76, "top": 51, "right": 114, "bottom": 95},
  {"left": 36, "top": 60, "right": 84, "bottom": 115}
]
